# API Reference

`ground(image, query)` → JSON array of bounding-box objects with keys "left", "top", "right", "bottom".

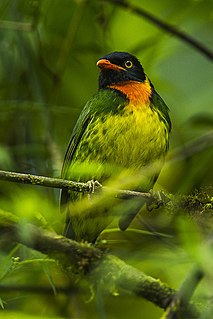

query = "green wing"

[
  {"left": 61, "top": 88, "right": 127, "bottom": 179},
  {"left": 60, "top": 99, "right": 95, "bottom": 239},
  {"left": 151, "top": 88, "right": 171, "bottom": 133},
  {"left": 60, "top": 97, "right": 94, "bottom": 210},
  {"left": 61, "top": 105, "right": 92, "bottom": 179},
  {"left": 60, "top": 89, "right": 128, "bottom": 240}
]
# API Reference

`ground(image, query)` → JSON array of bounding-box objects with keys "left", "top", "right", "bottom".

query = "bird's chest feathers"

[
  {"left": 84, "top": 100, "right": 168, "bottom": 170},
  {"left": 73, "top": 80, "right": 168, "bottom": 177},
  {"left": 99, "top": 80, "right": 168, "bottom": 164}
]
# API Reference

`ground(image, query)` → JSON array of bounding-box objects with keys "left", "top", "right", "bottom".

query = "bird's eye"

[{"left": 124, "top": 60, "right": 133, "bottom": 68}]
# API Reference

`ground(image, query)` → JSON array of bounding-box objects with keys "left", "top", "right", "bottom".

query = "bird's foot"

[
  {"left": 86, "top": 180, "right": 102, "bottom": 200},
  {"left": 86, "top": 179, "right": 102, "bottom": 193},
  {"left": 146, "top": 190, "right": 166, "bottom": 211}
]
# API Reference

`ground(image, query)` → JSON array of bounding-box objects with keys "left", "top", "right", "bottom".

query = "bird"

[{"left": 60, "top": 51, "right": 171, "bottom": 244}]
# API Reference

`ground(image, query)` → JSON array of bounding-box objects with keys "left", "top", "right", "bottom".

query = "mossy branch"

[
  {"left": 0, "top": 169, "right": 153, "bottom": 200},
  {"left": 0, "top": 210, "right": 199, "bottom": 318},
  {"left": 0, "top": 169, "right": 213, "bottom": 216}
]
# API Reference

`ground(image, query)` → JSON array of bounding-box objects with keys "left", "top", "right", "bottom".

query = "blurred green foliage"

[{"left": 0, "top": 0, "right": 212, "bottom": 318}]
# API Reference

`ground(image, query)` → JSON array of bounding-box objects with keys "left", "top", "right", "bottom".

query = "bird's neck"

[{"left": 108, "top": 77, "right": 152, "bottom": 109}]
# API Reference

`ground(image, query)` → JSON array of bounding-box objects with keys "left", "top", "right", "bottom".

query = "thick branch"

[
  {"left": 104, "top": 0, "right": 213, "bottom": 61},
  {"left": 0, "top": 210, "right": 198, "bottom": 317}
]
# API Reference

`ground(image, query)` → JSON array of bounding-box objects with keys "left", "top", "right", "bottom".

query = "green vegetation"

[{"left": 0, "top": 0, "right": 212, "bottom": 318}]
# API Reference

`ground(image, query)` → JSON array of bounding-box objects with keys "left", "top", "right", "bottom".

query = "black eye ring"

[{"left": 124, "top": 60, "right": 133, "bottom": 68}]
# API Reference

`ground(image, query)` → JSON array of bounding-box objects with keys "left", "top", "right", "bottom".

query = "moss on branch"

[{"left": 0, "top": 209, "right": 199, "bottom": 318}]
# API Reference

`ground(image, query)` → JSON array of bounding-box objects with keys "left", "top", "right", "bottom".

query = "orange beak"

[{"left": 96, "top": 59, "right": 125, "bottom": 71}]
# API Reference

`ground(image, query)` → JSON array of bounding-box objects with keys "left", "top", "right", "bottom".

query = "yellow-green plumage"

[{"left": 61, "top": 52, "right": 171, "bottom": 243}]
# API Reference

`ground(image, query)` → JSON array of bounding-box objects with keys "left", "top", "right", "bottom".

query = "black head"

[{"left": 97, "top": 51, "right": 146, "bottom": 89}]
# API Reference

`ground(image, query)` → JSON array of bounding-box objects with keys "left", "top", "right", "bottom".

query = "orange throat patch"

[{"left": 108, "top": 78, "right": 152, "bottom": 109}]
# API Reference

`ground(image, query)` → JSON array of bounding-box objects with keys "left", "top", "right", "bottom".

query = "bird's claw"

[
  {"left": 146, "top": 190, "right": 165, "bottom": 211},
  {"left": 86, "top": 180, "right": 102, "bottom": 193},
  {"left": 86, "top": 180, "right": 102, "bottom": 200}
]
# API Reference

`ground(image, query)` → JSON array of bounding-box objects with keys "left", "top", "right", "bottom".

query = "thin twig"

[
  {"left": 104, "top": 0, "right": 213, "bottom": 61},
  {"left": 0, "top": 169, "right": 152, "bottom": 200}
]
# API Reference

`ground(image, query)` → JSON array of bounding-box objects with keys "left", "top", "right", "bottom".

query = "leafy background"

[{"left": 0, "top": 0, "right": 212, "bottom": 318}]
